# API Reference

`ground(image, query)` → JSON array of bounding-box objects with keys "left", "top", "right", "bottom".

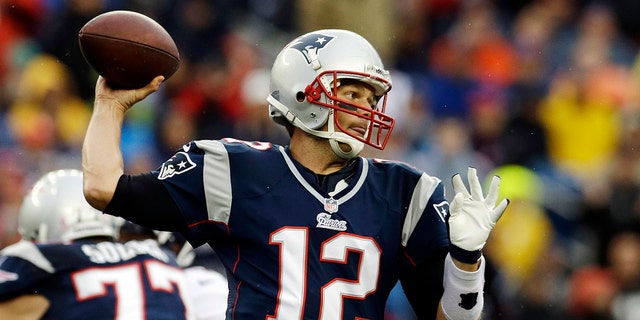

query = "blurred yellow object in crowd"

[
  {"left": 484, "top": 165, "right": 553, "bottom": 287},
  {"left": 7, "top": 54, "right": 91, "bottom": 149}
]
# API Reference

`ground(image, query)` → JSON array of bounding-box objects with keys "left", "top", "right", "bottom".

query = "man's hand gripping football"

[{"left": 95, "top": 75, "right": 164, "bottom": 113}]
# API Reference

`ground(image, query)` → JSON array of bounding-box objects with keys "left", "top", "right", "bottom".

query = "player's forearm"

[
  {"left": 439, "top": 254, "right": 485, "bottom": 320},
  {"left": 436, "top": 258, "right": 480, "bottom": 320},
  {"left": 437, "top": 304, "right": 482, "bottom": 320},
  {"left": 0, "top": 294, "right": 50, "bottom": 320},
  {"left": 82, "top": 100, "right": 126, "bottom": 211},
  {"left": 451, "top": 257, "right": 480, "bottom": 271}
]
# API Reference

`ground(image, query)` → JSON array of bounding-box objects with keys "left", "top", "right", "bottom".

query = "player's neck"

[{"left": 290, "top": 132, "right": 350, "bottom": 175}]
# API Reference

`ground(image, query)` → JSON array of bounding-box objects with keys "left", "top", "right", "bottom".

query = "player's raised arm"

[{"left": 82, "top": 75, "right": 164, "bottom": 211}]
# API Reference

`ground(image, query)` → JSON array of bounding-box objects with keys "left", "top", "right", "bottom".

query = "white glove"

[{"left": 449, "top": 167, "right": 509, "bottom": 252}]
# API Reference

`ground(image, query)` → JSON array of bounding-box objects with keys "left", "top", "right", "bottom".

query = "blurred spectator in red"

[
  {"left": 0, "top": 151, "right": 26, "bottom": 248},
  {"left": 567, "top": 230, "right": 640, "bottom": 320},
  {"left": 567, "top": 265, "right": 618, "bottom": 319},
  {"left": 0, "top": 0, "right": 45, "bottom": 88}
]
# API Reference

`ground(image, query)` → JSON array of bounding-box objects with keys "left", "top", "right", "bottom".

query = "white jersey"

[{"left": 184, "top": 266, "right": 228, "bottom": 320}]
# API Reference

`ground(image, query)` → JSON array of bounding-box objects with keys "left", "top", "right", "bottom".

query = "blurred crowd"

[{"left": 1, "top": 0, "right": 640, "bottom": 319}]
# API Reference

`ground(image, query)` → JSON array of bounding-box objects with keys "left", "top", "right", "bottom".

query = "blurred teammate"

[
  {"left": 120, "top": 219, "right": 229, "bottom": 320},
  {"left": 83, "top": 29, "right": 509, "bottom": 319},
  {"left": 0, "top": 169, "right": 194, "bottom": 319},
  {"left": 162, "top": 231, "right": 229, "bottom": 320}
]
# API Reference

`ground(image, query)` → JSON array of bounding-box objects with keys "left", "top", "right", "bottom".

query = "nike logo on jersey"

[
  {"left": 316, "top": 213, "right": 347, "bottom": 231},
  {"left": 158, "top": 151, "right": 196, "bottom": 180}
]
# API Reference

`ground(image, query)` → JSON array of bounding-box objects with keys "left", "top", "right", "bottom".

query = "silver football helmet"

[
  {"left": 18, "top": 169, "right": 118, "bottom": 243},
  {"left": 268, "top": 29, "right": 395, "bottom": 159}
]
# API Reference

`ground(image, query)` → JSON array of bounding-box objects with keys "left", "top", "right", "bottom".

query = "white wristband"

[{"left": 441, "top": 253, "right": 485, "bottom": 320}]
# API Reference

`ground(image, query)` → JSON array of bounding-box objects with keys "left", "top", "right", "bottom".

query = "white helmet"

[
  {"left": 268, "top": 29, "right": 395, "bottom": 159},
  {"left": 18, "top": 169, "right": 118, "bottom": 243}
]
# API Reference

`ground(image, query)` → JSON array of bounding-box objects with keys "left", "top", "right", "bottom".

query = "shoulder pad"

[{"left": 1, "top": 241, "right": 55, "bottom": 273}]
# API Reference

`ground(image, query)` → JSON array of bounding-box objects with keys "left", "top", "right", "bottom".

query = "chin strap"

[
  {"left": 267, "top": 96, "right": 364, "bottom": 159},
  {"left": 326, "top": 110, "right": 363, "bottom": 159}
]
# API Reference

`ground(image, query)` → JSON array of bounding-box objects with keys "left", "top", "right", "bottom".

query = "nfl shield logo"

[{"left": 324, "top": 198, "right": 339, "bottom": 213}]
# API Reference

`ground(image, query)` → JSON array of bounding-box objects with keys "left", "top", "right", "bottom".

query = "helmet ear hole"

[{"left": 296, "top": 91, "right": 305, "bottom": 102}]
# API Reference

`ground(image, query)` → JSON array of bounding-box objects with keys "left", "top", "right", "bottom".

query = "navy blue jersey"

[
  {"left": 0, "top": 239, "right": 192, "bottom": 319},
  {"left": 151, "top": 138, "right": 449, "bottom": 319}
]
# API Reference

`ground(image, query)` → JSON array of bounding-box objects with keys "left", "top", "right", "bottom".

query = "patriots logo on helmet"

[
  {"left": 158, "top": 152, "right": 196, "bottom": 180},
  {"left": 290, "top": 33, "right": 335, "bottom": 64}
]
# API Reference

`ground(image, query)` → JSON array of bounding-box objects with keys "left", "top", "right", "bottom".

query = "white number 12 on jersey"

[{"left": 268, "top": 227, "right": 381, "bottom": 320}]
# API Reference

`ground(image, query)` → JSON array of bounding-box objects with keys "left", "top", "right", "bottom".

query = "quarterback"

[{"left": 83, "top": 29, "right": 508, "bottom": 319}]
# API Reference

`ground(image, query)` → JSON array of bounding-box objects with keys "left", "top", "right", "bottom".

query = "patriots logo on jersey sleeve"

[
  {"left": 290, "top": 33, "right": 335, "bottom": 64},
  {"left": 158, "top": 152, "right": 196, "bottom": 180},
  {"left": 434, "top": 201, "right": 449, "bottom": 222}
]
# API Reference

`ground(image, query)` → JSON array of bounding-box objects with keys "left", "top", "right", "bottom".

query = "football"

[{"left": 78, "top": 10, "right": 180, "bottom": 89}]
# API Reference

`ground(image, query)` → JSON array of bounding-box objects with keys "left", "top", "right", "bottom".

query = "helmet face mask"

[
  {"left": 304, "top": 70, "right": 394, "bottom": 150},
  {"left": 268, "top": 29, "right": 395, "bottom": 158},
  {"left": 18, "top": 169, "right": 117, "bottom": 243}
]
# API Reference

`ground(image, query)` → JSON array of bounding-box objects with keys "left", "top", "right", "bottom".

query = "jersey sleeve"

[
  {"left": 402, "top": 173, "right": 450, "bottom": 264},
  {"left": 0, "top": 242, "right": 54, "bottom": 301},
  {"left": 396, "top": 171, "right": 451, "bottom": 318},
  {"left": 150, "top": 140, "right": 233, "bottom": 247},
  {"left": 106, "top": 173, "right": 186, "bottom": 231},
  {"left": 106, "top": 140, "right": 229, "bottom": 248}
]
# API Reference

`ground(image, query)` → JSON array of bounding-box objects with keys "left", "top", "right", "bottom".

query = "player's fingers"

[
  {"left": 95, "top": 76, "right": 109, "bottom": 94},
  {"left": 452, "top": 173, "right": 470, "bottom": 198},
  {"left": 146, "top": 75, "right": 165, "bottom": 91},
  {"left": 135, "top": 76, "right": 165, "bottom": 101},
  {"left": 490, "top": 198, "right": 510, "bottom": 224},
  {"left": 467, "top": 167, "right": 483, "bottom": 200},
  {"left": 485, "top": 176, "right": 500, "bottom": 207},
  {"left": 449, "top": 192, "right": 465, "bottom": 217},
  {"left": 96, "top": 75, "right": 106, "bottom": 86}
]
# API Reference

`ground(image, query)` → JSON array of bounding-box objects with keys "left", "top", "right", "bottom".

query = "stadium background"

[{"left": 1, "top": 0, "right": 640, "bottom": 319}]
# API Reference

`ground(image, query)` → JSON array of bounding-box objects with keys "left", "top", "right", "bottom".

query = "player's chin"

[{"left": 337, "top": 141, "right": 354, "bottom": 153}]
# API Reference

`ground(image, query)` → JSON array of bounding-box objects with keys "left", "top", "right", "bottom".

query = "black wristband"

[{"left": 449, "top": 244, "right": 482, "bottom": 264}]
